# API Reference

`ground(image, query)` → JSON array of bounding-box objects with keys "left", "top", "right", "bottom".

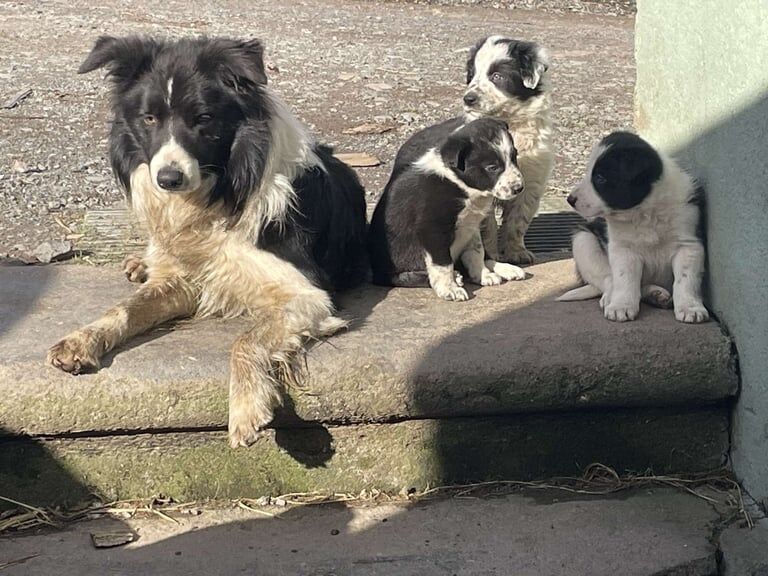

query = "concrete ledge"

[
  {"left": 1, "top": 407, "right": 728, "bottom": 506},
  {"left": 0, "top": 261, "right": 737, "bottom": 436}
]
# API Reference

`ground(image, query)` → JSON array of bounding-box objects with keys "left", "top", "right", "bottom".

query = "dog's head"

[
  {"left": 567, "top": 131, "right": 664, "bottom": 219},
  {"left": 79, "top": 35, "right": 271, "bottom": 215},
  {"left": 463, "top": 35, "right": 549, "bottom": 119},
  {"left": 440, "top": 118, "right": 524, "bottom": 201}
]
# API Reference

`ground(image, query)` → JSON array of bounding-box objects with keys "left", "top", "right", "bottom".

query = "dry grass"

[{"left": 0, "top": 464, "right": 751, "bottom": 535}]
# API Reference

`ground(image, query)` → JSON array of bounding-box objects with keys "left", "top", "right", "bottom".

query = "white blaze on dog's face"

[
  {"left": 464, "top": 35, "right": 549, "bottom": 118},
  {"left": 568, "top": 132, "right": 665, "bottom": 219}
]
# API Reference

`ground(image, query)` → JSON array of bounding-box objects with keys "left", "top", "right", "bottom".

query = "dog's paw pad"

[
  {"left": 675, "top": 304, "right": 709, "bottom": 324},
  {"left": 122, "top": 254, "right": 148, "bottom": 284},
  {"left": 492, "top": 262, "right": 526, "bottom": 281},
  {"left": 47, "top": 335, "right": 100, "bottom": 374}
]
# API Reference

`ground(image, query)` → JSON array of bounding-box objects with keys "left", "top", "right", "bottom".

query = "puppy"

[
  {"left": 47, "top": 36, "right": 368, "bottom": 448},
  {"left": 369, "top": 118, "right": 526, "bottom": 301},
  {"left": 463, "top": 35, "right": 555, "bottom": 265},
  {"left": 558, "top": 131, "right": 709, "bottom": 324}
]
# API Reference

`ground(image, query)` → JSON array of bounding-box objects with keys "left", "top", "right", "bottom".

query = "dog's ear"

[
  {"left": 442, "top": 135, "right": 472, "bottom": 173},
  {"left": 466, "top": 37, "right": 488, "bottom": 84},
  {"left": 516, "top": 42, "right": 549, "bottom": 89},
  {"left": 78, "top": 36, "right": 159, "bottom": 85},
  {"left": 218, "top": 121, "right": 272, "bottom": 220},
  {"left": 218, "top": 39, "right": 268, "bottom": 94}
]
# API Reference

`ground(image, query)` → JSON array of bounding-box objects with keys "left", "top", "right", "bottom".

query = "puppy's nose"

[
  {"left": 512, "top": 182, "right": 525, "bottom": 195},
  {"left": 157, "top": 167, "right": 185, "bottom": 190},
  {"left": 566, "top": 194, "right": 577, "bottom": 207},
  {"left": 463, "top": 92, "right": 478, "bottom": 106}
]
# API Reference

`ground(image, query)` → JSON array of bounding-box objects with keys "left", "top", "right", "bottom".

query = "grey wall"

[{"left": 635, "top": 0, "right": 768, "bottom": 499}]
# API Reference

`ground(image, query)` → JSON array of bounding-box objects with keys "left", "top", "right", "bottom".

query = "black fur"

[
  {"left": 369, "top": 118, "right": 513, "bottom": 286},
  {"left": 79, "top": 35, "right": 368, "bottom": 292},
  {"left": 592, "top": 131, "right": 664, "bottom": 210},
  {"left": 581, "top": 218, "right": 608, "bottom": 250},
  {"left": 688, "top": 185, "right": 707, "bottom": 243},
  {"left": 466, "top": 36, "right": 547, "bottom": 101}
]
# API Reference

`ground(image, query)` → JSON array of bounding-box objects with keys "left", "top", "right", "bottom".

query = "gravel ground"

[{"left": 0, "top": 0, "right": 634, "bottom": 258}]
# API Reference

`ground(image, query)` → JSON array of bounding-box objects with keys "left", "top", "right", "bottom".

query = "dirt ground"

[{"left": 0, "top": 0, "right": 634, "bottom": 257}]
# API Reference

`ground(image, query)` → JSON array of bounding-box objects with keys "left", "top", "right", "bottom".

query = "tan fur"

[{"left": 48, "top": 93, "right": 346, "bottom": 447}]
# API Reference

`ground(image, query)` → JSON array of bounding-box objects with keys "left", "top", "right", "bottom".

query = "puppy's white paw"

[
  {"left": 600, "top": 292, "right": 611, "bottom": 311},
  {"left": 675, "top": 303, "right": 710, "bottom": 324},
  {"left": 642, "top": 285, "right": 673, "bottom": 309},
  {"left": 480, "top": 269, "right": 503, "bottom": 286},
  {"left": 604, "top": 302, "right": 639, "bottom": 322},
  {"left": 454, "top": 271, "right": 464, "bottom": 287},
  {"left": 434, "top": 283, "right": 469, "bottom": 302},
  {"left": 492, "top": 262, "right": 526, "bottom": 281}
]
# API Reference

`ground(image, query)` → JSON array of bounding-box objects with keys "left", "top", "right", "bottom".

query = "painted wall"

[{"left": 635, "top": 0, "right": 768, "bottom": 499}]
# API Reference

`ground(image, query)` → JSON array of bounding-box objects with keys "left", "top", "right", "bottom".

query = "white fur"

[
  {"left": 464, "top": 36, "right": 555, "bottom": 265},
  {"left": 560, "top": 145, "right": 709, "bottom": 324},
  {"left": 149, "top": 137, "right": 203, "bottom": 193}
]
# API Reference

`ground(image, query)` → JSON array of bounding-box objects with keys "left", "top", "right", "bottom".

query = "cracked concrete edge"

[{"left": 0, "top": 407, "right": 729, "bottom": 507}]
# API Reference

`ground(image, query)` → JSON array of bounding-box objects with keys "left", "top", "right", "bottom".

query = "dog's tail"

[{"left": 557, "top": 284, "right": 602, "bottom": 302}]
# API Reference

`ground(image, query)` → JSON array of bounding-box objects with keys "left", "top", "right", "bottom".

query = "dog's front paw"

[
  {"left": 604, "top": 302, "right": 639, "bottom": 322},
  {"left": 480, "top": 269, "right": 503, "bottom": 286},
  {"left": 122, "top": 254, "right": 148, "bottom": 283},
  {"left": 492, "top": 262, "right": 526, "bottom": 281},
  {"left": 675, "top": 303, "right": 710, "bottom": 324},
  {"left": 642, "top": 286, "right": 673, "bottom": 309},
  {"left": 434, "top": 283, "right": 469, "bottom": 302},
  {"left": 501, "top": 246, "right": 535, "bottom": 266},
  {"left": 228, "top": 399, "right": 273, "bottom": 448},
  {"left": 47, "top": 332, "right": 101, "bottom": 374}
]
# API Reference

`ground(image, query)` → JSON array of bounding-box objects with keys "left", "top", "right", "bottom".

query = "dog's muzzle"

[{"left": 463, "top": 91, "right": 479, "bottom": 107}]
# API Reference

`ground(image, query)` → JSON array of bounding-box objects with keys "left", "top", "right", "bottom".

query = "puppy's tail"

[{"left": 557, "top": 284, "right": 602, "bottom": 302}]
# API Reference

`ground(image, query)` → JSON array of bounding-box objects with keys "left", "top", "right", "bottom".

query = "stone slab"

[
  {"left": 720, "top": 519, "right": 768, "bottom": 575},
  {"left": 0, "top": 489, "right": 719, "bottom": 576},
  {"left": 0, "top": 261, "right": 738, "bottom": 436}
]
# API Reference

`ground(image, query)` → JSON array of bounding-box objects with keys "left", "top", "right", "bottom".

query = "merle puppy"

[
  {"left": 369, "top": 118, "right": 526, "bottom": 301},
  {"left": 559, "top": 131, "right": 709, "bottom": 324}
]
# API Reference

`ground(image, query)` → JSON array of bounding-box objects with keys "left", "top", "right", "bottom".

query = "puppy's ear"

[
  {"left": 442, "top": 135, "right": 472, "bottom": 173},
  {"left": 78, "top": 36, "right": 159, "bottom": 85},
  {"left": 218, "top": 38, "right": 268, "bottom": 94},
  {"left": 466, "top": 37, "right": 488, "bottom": 85},
  {"left": 516, "top": 42, "right": 549, "bottom": 89},
  {"left": 219, "top": 121, "right": 272, "bottom": 220}
]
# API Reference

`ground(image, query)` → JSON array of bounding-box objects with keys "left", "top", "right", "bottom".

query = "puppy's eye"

[
  {"left": 490, "top": 72, "right": 504, "bottom": 83},
  {"left": 143, "top": 114, "right": 157, "bottom": 126},
  {"left": 196, "top": 113, "right": 213, "bottom": 124},
  {"left": 485, "top": 164, "right": 502, "bottom": 174}
]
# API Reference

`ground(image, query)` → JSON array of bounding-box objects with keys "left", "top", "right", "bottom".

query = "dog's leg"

[
  {"left": 461, "top": 232, "right": 501, "bottom": 286},
  {"left": 558, "top": 229, "right": 610, "bottom": 301},
  {"left": 672, "top": 243, "right": 709, "bottom": 323},
  {"left": 602, "top": 243, "right": 642, "bottom": 322},
  {"left": 497, "top": 183, "right": 542, "bottom": 265},
  {"left": 421, "top": 227, "right": 467, "bottom": 301},
  {"left": 47, "top": 277, "right": 197, "bottom": 374},
  {"left": 480, "top": 212, "right": 500, "bottom": 261}
]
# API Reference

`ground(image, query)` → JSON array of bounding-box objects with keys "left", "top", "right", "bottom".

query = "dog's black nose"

[
  {"left": 157, "top": 167, "right": 185, "bottom": 190},
  {"left": 463, "top": 92, "right": 478, "bottom": 106},
  {"left": 513, "top": 183, "right": 525, "bottom": 195},
  {"left": 567, "top": 194, "right": 577, "bottom": 207}
]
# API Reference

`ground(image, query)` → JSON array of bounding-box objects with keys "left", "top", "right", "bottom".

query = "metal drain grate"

[{"left": 524, "top": 211, "right": 585, "bottom": 255}]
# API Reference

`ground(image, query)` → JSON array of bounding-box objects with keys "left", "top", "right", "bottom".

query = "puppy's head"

[
  {"left": 79, "top": 36, "right": 270, "bottom": 213},
  {"left": 464, "top": 35, "right": 549, "bottom": 118},
  {"left": 440, "top": 118, "right": 524, "bottom": 201},
  {"left": 567, "top": 132, "right": 664, "bottom": 219}
]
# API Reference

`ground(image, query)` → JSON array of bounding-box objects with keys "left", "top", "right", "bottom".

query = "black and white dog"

[
  {"left": 48, "top": 36, "right": 368, "bottom": 447},
  {"left": 369, "top": 118, "right": 526, "bottom": 301},
  {"left": 463, "top": 35, "right": 554, "bottom": 265},
  {"left": 558, "top": 132, "right": 709, "bottom": 324}
]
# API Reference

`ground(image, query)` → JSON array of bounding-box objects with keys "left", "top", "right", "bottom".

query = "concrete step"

[
  {"left": 0, "top": 260, "right": 738, "bottom": 504},
  {"left": 0, "top": 489, "right": 724, "bottom": 576}
]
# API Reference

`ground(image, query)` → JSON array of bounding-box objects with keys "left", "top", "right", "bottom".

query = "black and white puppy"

[
  {"left": 463, "top": 35, "right": 554, "bottom": 265},
  {"left": 558, "top": 132, "right": 709, "bottom": 324},
  {"left": 369, "top": 118, "right": 526, "bottom": 301}
]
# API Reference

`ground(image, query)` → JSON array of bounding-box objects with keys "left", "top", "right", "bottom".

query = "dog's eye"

[
  {"left": 196, "top": 113, "right": 213, "bottom": 124},
  {"left": 490, "top": 72, "right": 504, "bottom": 83},
  {"left": 485, "top": 164, "right": 502, "bottom": 174},
  {"left": 143, "top": 114, "right": 158, "bottom": 126}
]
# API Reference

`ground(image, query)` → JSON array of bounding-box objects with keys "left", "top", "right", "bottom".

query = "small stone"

[
  {"left": 366, "top": 82, "right": 393, "bottom": 92},
  {"left": 33, "top": 239, "right": 72, "bottom": 263},
  {"left": 330, "top": 529, "right": 340, "bottom": 536}
]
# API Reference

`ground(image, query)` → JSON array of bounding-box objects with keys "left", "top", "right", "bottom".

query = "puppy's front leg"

[
  {"left": 420, "top": 226, "right": 467, "bottom": 301},
  {"left": 48, "top": 277, "right": 197, "bottom": 374},
  {"left": 603, "top": 244, "right": 642, "bottom": 322},
  {"left": 498, "top": 186, "right": 541, "bottom": 265},
  {"left": 672, "top": 243, "right": 709, "bottom": 323}
]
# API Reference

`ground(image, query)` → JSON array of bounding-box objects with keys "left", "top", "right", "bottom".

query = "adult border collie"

[
  {"left": 369, "top": 118, "right": 526, "bottom": 301},
  {"left": 47, "top": 36, "right": 368, "bottom": 447},
  {"left": 558, "top": 131, "right": 709, "bottom": 324},
  {"left": 464, "top": 35, "right": 554, "bottom": 265}
]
